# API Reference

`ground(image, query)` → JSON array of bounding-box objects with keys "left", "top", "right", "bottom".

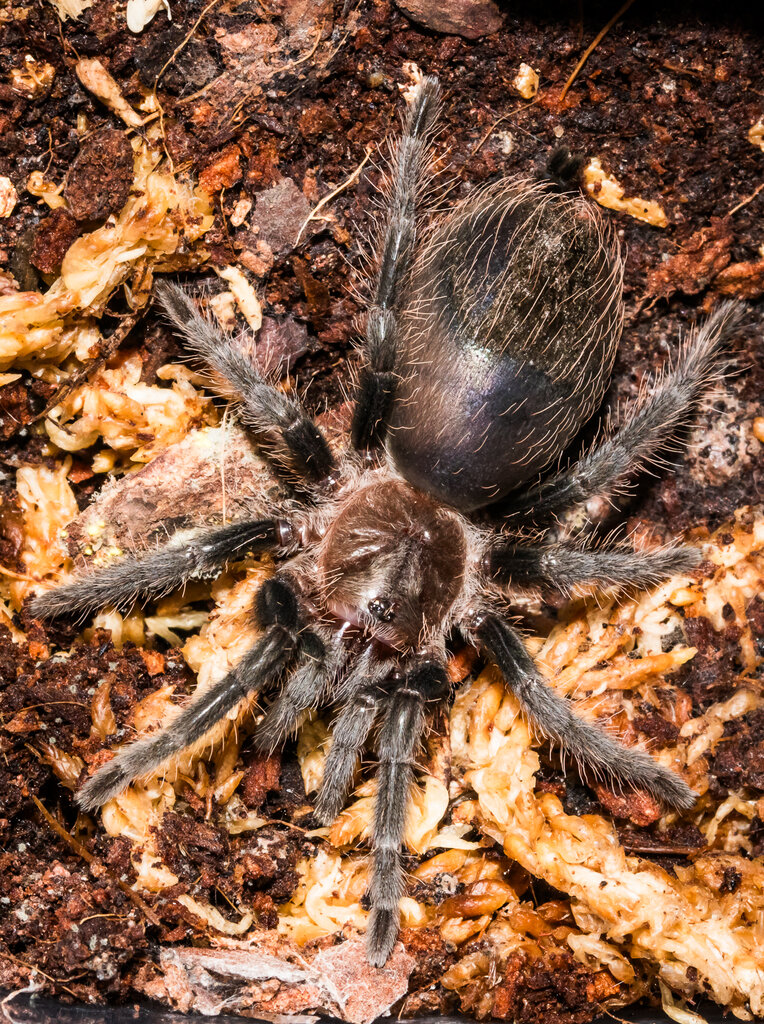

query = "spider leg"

[
  {"left": 504, "top": 301, "right": 744, "bottom": 527},
  {"left": 156, "top": 282, "right": 336, "bottom": 487},
  {"left": 251, "top": 630, "right": 343, "bottom": 755},
  {"left": 485, "top": 540, "right": 700, "bottom": 595},
  {"left": 351, "top": 76, "right": 441, "bottom": 451},
  {"left": 367, "top": 658, "right": 450, "bottom": 968},
  {"left": 468, "top": 611, "right": 696, "bottom": 811},
  {"left": 314, "top": 652, "right": 390, "bottom": 825},
  {"left": 30, "top": 518, "right": 294, "bottom": 621},
  {"left": 76, "top": 577, "right": 301, "bottom": 811}
]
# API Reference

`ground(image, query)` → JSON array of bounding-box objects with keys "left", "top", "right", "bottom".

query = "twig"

[
  {"left": 728, "top": 181, "right": 764, "bottom": 216},
  {"left": 295, "top": 145, "right": 374, "bottom": 245},
  {"left": 31, "top": 795, "right": 161, "bottom": 928},
  {"left": 559, "top": 0, "right": 637, "bottom": 103}
]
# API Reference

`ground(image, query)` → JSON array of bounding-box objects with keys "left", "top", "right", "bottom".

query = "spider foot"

[{"left": 365, "top": 907, "right": 399, "bottom": 969}]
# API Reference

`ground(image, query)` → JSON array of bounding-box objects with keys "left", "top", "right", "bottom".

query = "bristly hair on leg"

[
  {"left": 76, "top": 574, "right": 305, "bottom": 811},
  {"left": 314, "top": 652, "right": 391, "bottom": 825},
  {"left": 76, "top": 621, "right": 298, "bottom": 811},
  {"left": 155, "top": 281, "right": 336, "bottom": 486},
  {"left": 469, "top": 611, "right": 697, "bottom": 812},
  {"left": 252, "top": 629, "right": 342, "bottom": 755},
  {"left": 485, "top": 538, "right": 701, "bottom": 596},
  {"left": 366, "top": 659, "right": 449, "bottom": 967},
  {"left": 351, "top": 75, "right": 442, "bottom": 451},
  {"left": 505, "top": 300, "right": 745, "bottom": 527},
  {"left": 30, "top": 518, "right": 293, "bottom": 621}
]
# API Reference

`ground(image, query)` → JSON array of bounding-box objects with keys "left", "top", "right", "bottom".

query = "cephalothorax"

[{"left": 33, "top": 76, "right": 741, "bottom": 967}]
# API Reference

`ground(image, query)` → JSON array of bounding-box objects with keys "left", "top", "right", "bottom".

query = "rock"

[
  {"left": 394, "top": 0, "right": 503, "bottom": 39},
  {"left": 143, "top": 939, "right": 414, "bottom": 1021},
  {"left": 255, "top": 315, "right": 309, "bottom": 374},
  {"left": 63, "top": 404, "right": 350, "bottom": 561},
  {"left": 65, "top": 423, "right": 276, "bottom": 558},
  {"left": 64, "top": 128, "right": 134, "bottom": 221},
  {"left": 312, "top": 939, "right": 415, "bottom": 1024}
]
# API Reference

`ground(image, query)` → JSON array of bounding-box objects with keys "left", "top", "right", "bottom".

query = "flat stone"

[{"left": 394, "top": 0, "right": 503, "bottom": 40}]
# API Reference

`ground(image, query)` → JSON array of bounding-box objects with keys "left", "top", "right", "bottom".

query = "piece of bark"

[
  {"left": 594, "top": 784, "right": 662, "bottom": 827},
  {"left": 29, "top": 208, "right": 80, "bottom": 274},
  {"left": 713, "top": 259, "right": 764, "bottom": 300}
]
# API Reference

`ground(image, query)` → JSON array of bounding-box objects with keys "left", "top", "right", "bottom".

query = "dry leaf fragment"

[
  {"left": 47, "top": 0, "right": 94, "bottom": 20},
  {"left": 0, "top": 177, "right": 18, "bottom": 218},
  {"left": 10, "top": 57, "right": 56, "bottom": 98},
  {"left": 26, "top": 170, "right": 66, "bottom": 210},
  {"left": 584, "top": 158, "right": 668, "bottom": 228},
  {"left": 216, "top": 266, "right": 263, "bottom": 332},
  {"left": 0, "top": 142, "right": 213, "bottom": 371},
  {"left": 75, "top": 59, "right": 146, "bottom": 129}
]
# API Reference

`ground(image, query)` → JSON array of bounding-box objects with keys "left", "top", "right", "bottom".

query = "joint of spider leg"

[
  {"left": 480, "top": 546, "right": 501, "bottom": 580},
  {"left": 315, "top": 468, "right": 343, "bottom": 497},
  {"left": 461, "top": 606, "right": 487, "bottom": 632},
  {"left": 275, "top": 518, "right": 298, "bottom": 550}
]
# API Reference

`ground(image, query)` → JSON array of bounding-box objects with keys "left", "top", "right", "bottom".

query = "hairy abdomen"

[{"left": 387, "top": 178, "right": 624, "bottom": 511}]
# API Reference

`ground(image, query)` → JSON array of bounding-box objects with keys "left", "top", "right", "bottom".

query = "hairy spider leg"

[
  {"left": 156, "top": 282, "right": 336, "bottom": 486},
  {"left": 314, "top": 654, "right": 391, "bottom": 825},
  {"left": 351, "top": 76, "right": 442, "bottom": 451},
  {"left": 74, "top": 577, "right": 305, "bottom": 811},
  {"left": 366, "top": 659, "right": 450, "bottom": 968},
  {"left": 30, "top": 518, "right": 293, "bottom": 621},
  {"left": 486, "top": 540, "right": 700, "bottom": 595},
  {"left": 504, "top": 300, "right": 744, "bottom": 527},
  {"left": 469, "top": 611, "right": 697, "bottom": 811},
  {"left": 252, "top": 628, "right": 345, "bottom": 754}
]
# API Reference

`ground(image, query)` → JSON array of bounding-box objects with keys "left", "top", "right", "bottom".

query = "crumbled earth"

[{"left": 0, "top": 0, "right": 762, "bottom": 1020}]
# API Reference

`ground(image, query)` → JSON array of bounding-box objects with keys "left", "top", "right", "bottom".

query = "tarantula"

[{"left": 33, "top": 76, "right": 742, "bottom": 967}]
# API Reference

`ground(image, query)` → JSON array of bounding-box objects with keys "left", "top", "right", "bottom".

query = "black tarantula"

[{"left": 33, "top": 76, "right": 742, "bottom": 967}]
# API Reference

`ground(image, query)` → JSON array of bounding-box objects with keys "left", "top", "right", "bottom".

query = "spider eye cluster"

[{"left": 368, "top": 596, "right": 396, "bottom": 622}]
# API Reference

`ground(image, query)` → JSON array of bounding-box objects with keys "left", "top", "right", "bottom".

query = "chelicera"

[{"left": 33, "top": 75, "right": 742, "bottom": 967}]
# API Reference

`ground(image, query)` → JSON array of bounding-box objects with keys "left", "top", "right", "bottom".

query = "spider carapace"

[{"left": 33, "top": 75, "right": 742, "bottom": 967}]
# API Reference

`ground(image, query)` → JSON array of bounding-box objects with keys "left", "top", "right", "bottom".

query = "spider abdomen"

[{"left": 387, "top": 179, "right": 624, "bottom": 511}]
